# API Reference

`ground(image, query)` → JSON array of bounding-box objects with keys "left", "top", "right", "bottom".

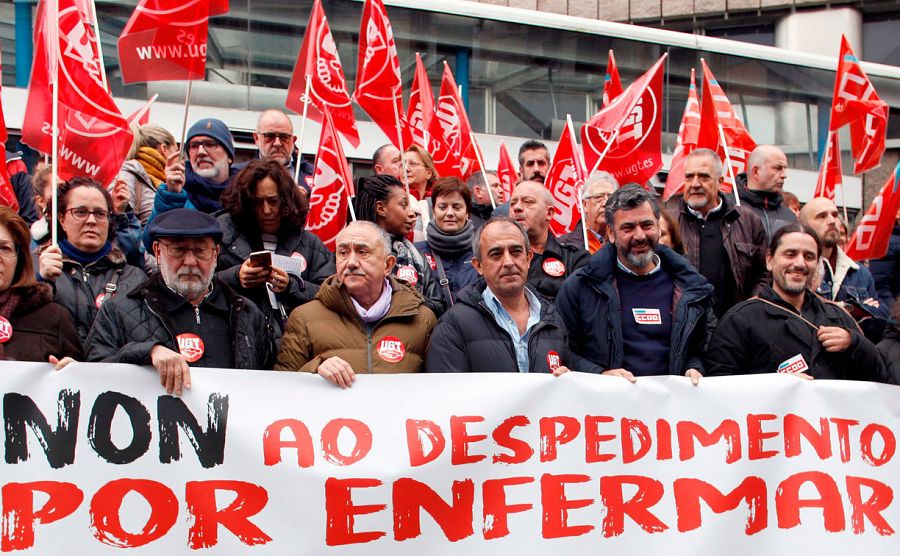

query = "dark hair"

[
  {"left": 0, "top": 207, "right": 37, "bottom": 289},
  {"left": 221, "top": 159, "right": 308, "bottom": 235},
  {"left": 604, "top": 183, "right": 660, "bottom": 227},
  {"left": 659, "top": 209, "right": 684, "bottom": 255},
  {"left": 354, "top": 174, "right": 406, "bottom": 225},
  {"left": 768, "top": 223, "right": 822, "bottom": 258},
  {"left": 517, "top": 140, "right": 549, "bottom": 166},
  {"left": 431, "top": 177, "right": 471, "bottom": 214},
  {"left": 472, "top": 216, "right": 530, "bottom": 261},
  {"left": 56, "top": 177, "right": 116, "bottom": 243}
]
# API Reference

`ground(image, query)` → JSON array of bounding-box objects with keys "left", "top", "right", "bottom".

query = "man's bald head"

[
  {"left": 747, "top": 145, "right": 788, "bottom": 193},
  {"left": 254, "top": 110, "right": 295, "bottom": 165}
]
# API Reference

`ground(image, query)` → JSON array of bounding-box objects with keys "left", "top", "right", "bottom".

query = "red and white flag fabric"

[
  {"left": 813, "top": 131, "right": 842, "bottom": 201},
  {"left": 352, "top": 0, "right": 410, "bottom": 149},
  {"left": 581, "top": 54, "right": 665, "bottom": 187},
  {"left": 307, "top": 111, "right": 353, "bottom": 251},
  {"left": 118, "top": 0, "right": 226, "bottom": 84},
  {"left": 602, "top": 49, "right": 623, "bottom": 107},
  {"left": 22, "top": 0, "right": 132, "bottom": 187},
  {"left": 406, "top": 53, "right": 434, "bottom": 149},
  {"left": 830, "top": 36, "right": 888, "bottom": 174},
  {"left": 286, "top": 0, "right": 360, "bottom": 148},
  {"left": 0, "top": 54, "right": 19, "bottom": 211},
  {"left": 845, "top": 162, "right": 900, "bottom": 261},
  {"left": 663, "top": 68, "right": 701, "bottom": 201},
  {"left": 696, "top": 59, "right": 757, "bottom": 192},
  {"left": 496, "top": 142, "right": 518, "bottom": 200},
  {"left": 428, "top": 62, "right": 476, "bottom": 179},
  {"left": 546, "top": 118, "right": 587, "bottom": 237}
]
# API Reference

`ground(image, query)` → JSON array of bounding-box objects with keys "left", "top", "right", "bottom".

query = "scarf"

[
  {"left": 59, "top": 239, "right": 111, "bottom": 266},
  {"left": 136, "top": 147, "right": 167, "bottom": 188},
  {"left": 426, "top": 220, "right": 475, "bottom": 258},
  {"left": 351, "top": 279, "right": 393, "bottom": 323},
  {"left": 184, "top": 164, "right": 237, "bottom": 214},
  {"left": 0, "top": 284, "right": 54, "bottom": 359}
]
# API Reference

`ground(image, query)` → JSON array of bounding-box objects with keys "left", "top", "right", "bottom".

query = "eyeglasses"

[
  {"left": 66, "top": 207, "right": 109, "bottom": 222},
  {"left": 257, "top": 131, "right": 293, "bottom": 143},
  {"left": 0, "top": 240, "right": 19, "bottom": 260},
  {"left": 405, "top": 160, "right": 424, "bottom": 168},
  {"left": 158, "top": 242, "right": 216, "bottom": 261},
  {"left": 187, "top": 140, "right": 222, "bottom": 153},
  {"left": 584, "top": 193, "right": 611, "bottom": 203}
]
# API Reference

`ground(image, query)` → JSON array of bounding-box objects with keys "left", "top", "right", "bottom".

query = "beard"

[
  {"left": 618, "top": 236, "right": 658, "bottom": 269},
  {"left": 194, "top": 157, "right": 229, "bottom": 181},
  {"left": 159, "top": 256, "right": 214, "bottom": 301},
  {"left": 776, "top": 266, "right": 812, "bottom": 295}
]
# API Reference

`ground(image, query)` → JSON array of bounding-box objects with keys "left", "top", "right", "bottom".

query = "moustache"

[
  {"left": 176, "top": 268, "right": 203, "bottom": 279},
  {"left": 342, "top": 269, "right": 366, "bottom": 277}
]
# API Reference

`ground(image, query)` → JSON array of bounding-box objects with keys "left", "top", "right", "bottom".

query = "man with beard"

[
  {"left": 87, "top": 209, "right": 274, "bottom": 395},
  {"left": 799, "top": 197, "right": 887, "bottom": 341},
  {"left": 706, "top": 225, "right": 890, "bottom": 382},
  {"left": 275, "top": 221, "right": 437, "bottom": 386},
  {"left": 510, "top": 180, "right": 588, "bottom": 301},
  {"left": 556, "top": 184, "right": 715, "bottom": 382},
  {"left": 670, "top": 148, "right": 768, "bottom": 318}
]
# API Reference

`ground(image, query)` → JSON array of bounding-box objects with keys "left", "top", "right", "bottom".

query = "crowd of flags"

[{"left": 0, "top": 0, "right": 895, "bottom": 259}]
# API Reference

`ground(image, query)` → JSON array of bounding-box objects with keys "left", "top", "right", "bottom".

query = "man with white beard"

[
  {"left": 87, "top": 209, "right": 274, "bottom": 395},
  {"left": 556, "top": 184, "right": 715, "bottom": 383}
]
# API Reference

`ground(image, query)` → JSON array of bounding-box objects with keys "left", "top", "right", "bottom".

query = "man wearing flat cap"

[{"left": 87, "top": 208, "right": 275, "bottom": 395}]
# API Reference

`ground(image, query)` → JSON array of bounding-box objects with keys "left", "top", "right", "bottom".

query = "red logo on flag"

[
  {"left": 546, "top": 120, "right": 587, "bottom": 237},
  {"left": 496, "top": 143, "right": 517, "bottom": 202},
  {"left": 377, "top": 336, "right": 405, "bottom": 363},
  {"left": 406, "top": 53, "right": 435, "bottom": 149},
  {"left": 306, "top": 111, "right": 352, "bottom": 251},
  {"left": 177, "top": 333, "right": 205, "bottom": 363},
  {"left": 664, "top": 68, "right": 701, "bottom": 201},
  {"left": 845, "top": 162, "right": 900, "bottom": 261},
  {"left": 602, "top": 49, "right": 623, "bottom": 108}
]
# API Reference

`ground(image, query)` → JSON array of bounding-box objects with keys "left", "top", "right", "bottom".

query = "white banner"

[{"left": 1, "top": 362, "right": 898, "bottom": 554}]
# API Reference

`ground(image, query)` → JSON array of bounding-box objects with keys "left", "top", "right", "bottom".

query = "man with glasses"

[
  {"left": 242, "top": 110, "right": 314, "bottom": 189},
  {"left": 88, "top": 209, "right": 274, "bottom": 395},
  {"left": 668, "top": 148, "right": 768, "bottom": 318},
  {"left": 559, "top": 171, "right": 618, "bottom": 254}
]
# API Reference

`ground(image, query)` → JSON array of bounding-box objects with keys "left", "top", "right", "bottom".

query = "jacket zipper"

[
  {"left": 366, "top": 329, "right": 373, "bottom": 373},
  {"left": 194, "top": 306, "right": 201, "bottom": 324}
]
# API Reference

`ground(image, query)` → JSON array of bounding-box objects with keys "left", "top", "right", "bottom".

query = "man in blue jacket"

[{"left": 556, "top": 184, "right": 715, "bottom": 383}]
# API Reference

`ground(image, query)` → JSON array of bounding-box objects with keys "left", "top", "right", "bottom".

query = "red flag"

[
  {"left": 22, "top": 0, "right": 132, "bottom": 186},
  {"left": 581, "top": 54, "right": 665, "bottom": 187},
  {"left": 428, "top": 63, "right": 476, "bottom": 179},
  {"left": 307, "top": 111, "right": 353, "bottom": 251},
  {"left": 118, "top": 0, "right": 224, "bottom": 84},
  {"left": 496, "top": 142, "right": 517, "bottom": 200},
  {"left": 696, "top": 60, "right": 757, "bottom": 192},
  {"left": 813, "top": 131, "right": 842, "bottom": 201},
  {"left": 353, "top": 0, "right": 409, "bottom": 149},
  {"left": 546, "top": 118, "right": 587, "bottom": 237},
  {"left": 663, "top": 68, "right": 701, "bottom": 201},
  {"left": 0, "top": 53, "right": 19, "bottom": 211},
  {"left": 286, "top": 0, "right": 360, "bottom": 148},
  {"left": 602, "top": 50, "right": 623, "bottom": 107},
  {"left": 830, "top": 36, "right": 887, "bottom": 174},
  {"left": 845, "top": 162, "right": 900, "bottom": 261},
  {"left": 406, "top": 53, "right": 434, "bottom": 149}
]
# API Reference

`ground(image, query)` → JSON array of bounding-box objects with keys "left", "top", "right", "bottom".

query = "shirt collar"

[
  {"left": 482, "top": 285, "right": 542, "bottom": 322},
  {"left": 686, "top": 197, "right": 723, "bottom": 220},
  {"left": 616, "top": 253, "right": 662, "bottom": 276}
]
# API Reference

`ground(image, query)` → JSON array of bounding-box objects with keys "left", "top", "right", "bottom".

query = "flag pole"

[
  {"left": 346, "top": 184, "right": 357, "bottom": 222},
  {"left": 293, "top": 74, "right": 313, "bottom": 185},
  {"left": 469, "top": 132, "right": 496, "bottom": 209},
  {"left": 50, "top": 0, "right": 60, "bottom": 247},
  {"left": 588, "top": 127, "right": 620, "bottom": 176},
  {"left": 178, "top": 79, "right": 194, "bottom": 150},
  {"left": 717, "top": 123, "right": 741, "bottom": 207},
  {"left": 87, "top": 0, "right": 108, "bottom": 90},
  {"left": 390, "top": 90, "right": 411, "bottom": 195},
  {"left": 569, "top": 114, "right": 591, "bottom": 252}
]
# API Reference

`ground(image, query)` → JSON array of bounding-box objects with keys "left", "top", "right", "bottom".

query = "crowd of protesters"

[{"left": 3, "top": 110, "right": 899, "bottom": 391}]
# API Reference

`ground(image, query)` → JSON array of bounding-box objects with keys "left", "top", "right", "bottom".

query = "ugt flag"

[{"left": 307, "top": 111, "right": 354, "bottom": 251}]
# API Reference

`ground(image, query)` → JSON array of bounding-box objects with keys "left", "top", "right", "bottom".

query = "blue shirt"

[{"left": 481, "top": 287, "right": 542, "bottom": 372}]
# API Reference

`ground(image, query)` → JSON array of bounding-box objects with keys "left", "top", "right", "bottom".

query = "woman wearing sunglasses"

[{"left": 37, "top": 178, "right": 147, "bottom": 346}]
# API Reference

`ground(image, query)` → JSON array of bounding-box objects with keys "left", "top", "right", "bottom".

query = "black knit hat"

[
  {"left": 145, "top": 209, "right": 223, "bottom": 251},
  {"left": 185, "top": 118, "right": 235, "bottom": 160}
]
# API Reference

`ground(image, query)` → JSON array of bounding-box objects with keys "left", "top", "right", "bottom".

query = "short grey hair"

[
  {"left": 685, "top": 148, "right": 723, "bottom": 179},
  {"left": 582, "top": 171, "right": 619, "bottom": 201},
  {"left": 466, "top": 170, "right": 498, "bottom": 192},
  {"left": 338, "top": 220, "right": 392, "bottom": 255},
  {"left": 472, "top": 216, "right": 531, "bottom": 261},
  {"left": 604, "top": 183, "right": 661, "bottom": 227}
]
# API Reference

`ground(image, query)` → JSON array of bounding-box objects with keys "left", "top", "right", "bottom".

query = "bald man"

[
  {"left": 509, "top": 180, "right": 588, "bottom": 301},
  {"left": 800, "top": 197, "right": 887, "bottom": 341},
  {"left": 240, "top": 109, "right": 314, "bottom": 186},
  {"left": 737, "top": 145, "right": 797, "bottom": 239}
]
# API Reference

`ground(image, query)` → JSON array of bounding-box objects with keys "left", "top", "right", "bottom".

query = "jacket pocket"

[{"left": 734, "top": 242, "right": 758, "bottom": 258}]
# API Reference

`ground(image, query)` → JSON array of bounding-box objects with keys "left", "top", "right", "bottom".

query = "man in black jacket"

[
  {"left": 706, "top": 224, "right": 891, "bottom": 383},
  {"left": 426, "top": 217, "right": 585, "bottom": 374},
  {"left": 556, "top": 185, "right": 715, "bottom": 383},
  {"left": 510, "top": 180, "right": 589, "bottom": 302},
  {"left": 736, "top": 144, "right": 797, "bottom": 239},
  {"left": 87, "top": 209, "right": 274, "bottom": 395}
]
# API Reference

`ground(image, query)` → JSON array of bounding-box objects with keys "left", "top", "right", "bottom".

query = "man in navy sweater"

[{"left": 556, "top": 184, "right": 715, "bottom": 383}]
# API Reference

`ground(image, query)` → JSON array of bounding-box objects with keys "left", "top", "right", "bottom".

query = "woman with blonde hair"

[
  {"left": 404, "top": 145, "right": 438, "bottom": 201},
  {"left": 119, "top": 123, "right": 176, "bottom": 225}
]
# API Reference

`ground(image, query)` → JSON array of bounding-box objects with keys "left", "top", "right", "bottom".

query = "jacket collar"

[
  {"left": 316, "top": 274, "right": 425, "bottom": 322},
  {"left": 457, "top": 278, "right": 558, "bottom": 321},
  {"left": 680, "top": 192, "right": 740, "bottom": 222}
]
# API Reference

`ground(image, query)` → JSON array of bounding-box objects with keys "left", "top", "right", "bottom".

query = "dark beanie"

[
  {"left": 145, "top": 208, "right": 223, "bottom": 251},
  {"left": 186, "top": 118, "right": 235, "bottom": 160}
]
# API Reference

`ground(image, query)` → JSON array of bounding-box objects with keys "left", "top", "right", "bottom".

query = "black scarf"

[
  {"left": 426, "top": 220, "right": 475, "bottom": 258},
  {"left": 184, "top": 163, "right": 238, "bottom": 213}
]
